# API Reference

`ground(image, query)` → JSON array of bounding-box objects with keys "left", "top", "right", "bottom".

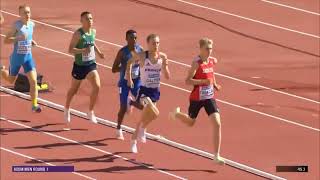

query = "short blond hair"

[
  {"left": 19, "top": 4, "right": 30, "bottom": 11},
  {"left": 147, "top": 34, "right": 159, "bottom": 42},
  {"left": 199, "top": 38, "right": 213, "bottom": 48}
]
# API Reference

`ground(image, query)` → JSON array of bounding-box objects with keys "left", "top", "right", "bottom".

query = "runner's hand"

[
  {"left": 127, "top": 79, "right": 134, "bottom": 88},
  {"left": 83, "top": 47, "right": 91, "bottom": 55},
  {"left": 214, "top": 83, "right": 222, "bottom": 91},
  {"left": 202, "top": 78, "right": 213, "bottom": 85},
  {"left": 131, "top": 50, "right": 138, "bottom": 57},
  {"left": 98, "top": 52, "right": 105, "bottom": 59},
  {"left": 212, "top": 57, "right": 218, "bottom": 64},
  {"left": 32, "top": 40, "right": 37, "bottom": 47}
]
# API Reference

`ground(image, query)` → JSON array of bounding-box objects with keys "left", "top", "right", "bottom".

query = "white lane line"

[
  {"left": 0, "top": 117, "right": 188, "bottom": 180},
  {"left": 161, "top": 82, "right": 320, "bottom": 132},
  {"left": 0, "top": 147, "right": 96, "bottom": 180},
  {"left": 0, "top": 33, "right": 317, "bottom": 132},
  {"left": 215, "top": 73, "right": 319, "bottom": 104},
  {"left": 1, "top": 10, "right": 318, "bottom": 104},
  {"left": 0, "top": 96, "right": 286, "bottom": 180},
  {"left": 1, "top": 33, "right": 318, "bottom": 131},
  {"left": 175, "top": 0, "right": 320, "bottom": 39},
  {"left": 260, "top": 0, "right": 320, "bottom": 16}
]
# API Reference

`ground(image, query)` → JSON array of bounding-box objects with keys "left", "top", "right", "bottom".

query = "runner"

[
  {"left": 112, "top": 29, "right": 144, "bottom": 140},
  {"left": 169, "top": 38, "right": 225, "bottom": 165},
  {"left": 126, "top": 34, "right": 170, "bottom": 153},
  {"left": 64, "top": 11, "right": 105, "bottom": 124},
  {"left": 1, "top": 5, "right": 41, "bottom": 112}
]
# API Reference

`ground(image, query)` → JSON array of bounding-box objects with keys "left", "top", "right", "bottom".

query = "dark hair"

[
  {"left": 126, "top": 29, "right": 137, "bottom": 37},
  {"left": 146, "top": 34, "right": 159, "bottom": 42},
  {"left": 80, "top": 11, "right": 91, "bottom": 17}
]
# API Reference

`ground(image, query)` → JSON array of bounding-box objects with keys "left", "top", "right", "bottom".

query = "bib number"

[
  {"left": 131, "top": 65, "right": 140, "bottom": 79},
  {"left": 17, "top": 40, "right": 32, "bottom": 54},
  {"left": 82, "top": 45, "right": 95, "bottom": 62},
  {"left": 146, "top": 74, "right": 160, "bottom": 88},
  {"left": 199, "top": 85, "right": 214, "bottom": 100}
]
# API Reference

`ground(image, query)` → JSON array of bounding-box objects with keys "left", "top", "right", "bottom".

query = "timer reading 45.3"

[{"left": 276, "top": 166, "right": 308, "bottom": 172}]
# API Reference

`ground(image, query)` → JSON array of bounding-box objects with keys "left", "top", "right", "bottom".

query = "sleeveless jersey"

[
  {"left": 12, "top": 20, "right": 34, "bottom": 56},
  {"left": 120, "top": 45, "right": 143, "bottom": 83},
  {"left": 74, "top": 28, "right": 96, "bottom": 66},
  {"left": 140, "top": 51, "right": 162, "bottom": 88},
  {"left": 189, "top": 56, "right": 216, "bottom": 101}
]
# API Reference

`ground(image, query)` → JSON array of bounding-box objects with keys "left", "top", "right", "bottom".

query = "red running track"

[{"left": 1, "top": 0, "right": 319, "bottom": 180}]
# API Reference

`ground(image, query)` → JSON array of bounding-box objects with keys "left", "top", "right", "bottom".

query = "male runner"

[
  {"left": 126, "top": 34, "right": 170, "bottom": 153},
  {"left": 64, "top": 11, "right": 104, "bottom": 123},
  {"left": 169, "top": 38, "right": 225, "bottom": 165},
  {"left": 112, "top": 29, "right": 143, "bottom": 140},
  {"left": 1, "top": 5, "right": 41, "bottom": 112}
]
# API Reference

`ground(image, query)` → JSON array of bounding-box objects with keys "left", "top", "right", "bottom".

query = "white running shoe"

[
  {"left": 138, "top": 127, "right": 147, "bottom": 143},
  {"left": 131, "top": 140, "right": 138, "bottom": 153},
  {"left": 169, "top": 107, "right": 180, "bottom": 121},
  {"left": 126, "top": 96, "right": 133, "bottom": 114},
  {"left": 88, "top": 111, "right": 98, "bottom": 124},
  {"left": 116, "top": 129, "right": 124, "bottom": 140},
  {"left": 64, "top": 108, "right": 71, "bottom": 123},
  {"left": 213, "top": 154, "right": 225, "bottom": 165}
]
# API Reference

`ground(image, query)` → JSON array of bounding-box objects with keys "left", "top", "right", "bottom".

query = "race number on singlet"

[
  {"left": 199, "top": 85, "right": 214, "bottom": 100},
  {"left": 82, "top": 45, "right": 95, "bottom": 62},
  {"left": 146, "top": 73, "right": 160, "bottom": 88},
  {"left": 17, "top": 40, "right": 32, "bottom": 54},
  {"left": 131, "top": 65, "right": 140, "bottom": 79}
]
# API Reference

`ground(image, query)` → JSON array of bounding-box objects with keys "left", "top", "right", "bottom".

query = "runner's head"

[
  {"left": 18, "top": 5, "right": 31, "bottom": 22},
  {"left": 126, "top": 29, "right": 137, "bottom": 46},
  {"left": 80, "top": 11, "right": 93, "bottom": 28},
  {"left": 199, "top": 38, "right": 213, "bottom": 59},
  {"left": 147, "top": 34, "right": 160, "bottom": 52}
]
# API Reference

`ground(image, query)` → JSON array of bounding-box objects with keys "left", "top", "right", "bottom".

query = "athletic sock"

[{"left": 32, "top": 98, "right": 38, "bottom": 107}]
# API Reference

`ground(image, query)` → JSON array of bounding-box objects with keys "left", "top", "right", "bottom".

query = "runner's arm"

[
  {"left": 4, "top": 24, "right": 19, "bottom": 44},
  {"left": 213, "top": 76, "right": 222, "bottom": 91},
  {"left": 94, "top": 43, "right": 105, "bottom": 59},
  {"left": 31, "top": 23, "right": 37, "bottom": 46},
  {"left": 126, "top": 51, "right": 142, "bottom": 81},
  {"left": 92, "top": 30, "right": 104, "bottom": 58},
  {"left": 161, "top": 52, "right": 170, "bottom": 80},
  {"left": 68, "top": 31, "right": 88, "bottom": 55},
  {"left": 112, "top": 49, "right": 123, "bottom": 73},
  {"left": 212, "top": 59, "right": 221, "bottom": 90},
  {"left": 185, "top": 61, "right": 211, "bottom": 86}
]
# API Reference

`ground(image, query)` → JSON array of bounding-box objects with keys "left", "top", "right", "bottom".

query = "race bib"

[
  {"left": 131, "top": 65, "right": 140, "bottom": 79},
  {"left": 82, "top": 45, "right": 95, "bottom": 62},
  {"left": 199, "top": 85, "right": 214, "bottom": 100},
  {"left": 17, "top": 40, "right": 32, "bottom": 54},
  {"left": 146, "top": 73, "right": 160, "bottom": 88}
]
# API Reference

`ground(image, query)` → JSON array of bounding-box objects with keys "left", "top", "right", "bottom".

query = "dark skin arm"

[{"left": 112, "top": 49, "right": 123, "bottom": 73}]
